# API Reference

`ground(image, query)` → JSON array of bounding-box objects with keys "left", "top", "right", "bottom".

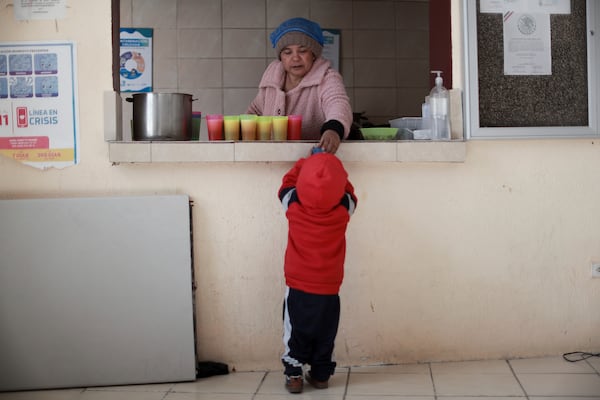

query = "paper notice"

[
  {"left": 322, "top": 29, "right": 340, "bottom": 72},
  {"left": 503, "top": 12, "right": 552, "bottom": 75},
  {"left": 14, "top": 0, "right": 67, "bottom": 20},
  {"left": 481, "top": 0, "right": 570, "bottom": 15},
  {"left": 480, "top": 0, "right": 504, "bottom": 13}
]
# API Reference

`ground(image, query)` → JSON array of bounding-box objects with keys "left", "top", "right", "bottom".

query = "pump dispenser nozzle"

[{"left": 431, "top": 70, "right": 443, "bottom": 87}]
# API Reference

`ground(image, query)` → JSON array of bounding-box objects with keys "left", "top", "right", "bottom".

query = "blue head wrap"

[{"left": 269, "top": 17, "right": 325, "bottom": 48}]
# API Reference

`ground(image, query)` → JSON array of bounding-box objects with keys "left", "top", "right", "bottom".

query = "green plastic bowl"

[{"left": 360, "top": 127, "right": 399, "bottom": 140}]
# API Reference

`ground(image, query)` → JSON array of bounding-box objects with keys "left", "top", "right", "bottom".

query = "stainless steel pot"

[{"left": 127, "top": 93, "right": 195, "bottom": 141}]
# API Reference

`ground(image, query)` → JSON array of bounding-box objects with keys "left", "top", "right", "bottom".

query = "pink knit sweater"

[{"left": 246, "top": 58, "right": 353, "bottom": 140}]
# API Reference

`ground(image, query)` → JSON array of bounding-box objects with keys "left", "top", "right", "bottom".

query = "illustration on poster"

[
  {"left": 9, "top": 77, "right": 33, "bottom": 98},
  {"left": 119, "top": 51, "right": 145, "bottom": 80},
  {"left": 34, "top": 53, "right": 58, "bottom": 74}
]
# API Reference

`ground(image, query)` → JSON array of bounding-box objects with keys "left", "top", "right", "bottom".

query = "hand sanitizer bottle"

[{"left": 428, "top": 70, "right": 451, "bottom": 140}]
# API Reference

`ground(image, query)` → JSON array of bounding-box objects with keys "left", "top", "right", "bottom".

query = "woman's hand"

[{"left": 318, "top": 130, "right": 341, "bottom": 154}]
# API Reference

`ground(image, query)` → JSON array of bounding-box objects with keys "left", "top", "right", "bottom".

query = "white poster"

[
  {"left": 120, "top": 28, "right": 153, "bottom": 93},
  {"left": 322, "top": 29, "right": 340, "bottom": 72},
  {"left": 481, "top": 0, "right": 570, "bottom": 15},
  {"left": 480, "top": 0, "right": 504, "bottom": 13},
  {"left": 0, "top": 41, "right": 79, "bottom": 169},
  {"left": 535, "top": 0, "right": 570, "bottom": 14},
  {"left": 503, "top": 12, "right": 552, "bottom": 75},
  {"left": 13, "top": 0, "right": 66, "bottom": 20}
]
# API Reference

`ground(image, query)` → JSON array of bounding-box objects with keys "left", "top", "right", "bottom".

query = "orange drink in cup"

[
  {"left": 287, "top": 115, "right": 302, "bottom": 140},
  {"left": 256, "top": 116, "right": 272, "bottom": 140},
  {"left": 240, "top": 114, "right": 257, "bottom": 141},
  {"left": 206, "top": 114, "right": 223, "bottom": 140},
  {"left": 223, "top": 115, "right": 240, "bottom": 141},
  {"left": 272, "top": 116, "right": 288, "bottom": 141}
]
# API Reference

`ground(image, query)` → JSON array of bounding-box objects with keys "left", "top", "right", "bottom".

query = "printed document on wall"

[
  {"left": 13, "top": 0, "right": 67, "bottom": 20},
  {"left": 0, "top": 41, "right": 79, "bottom": 169},
  {"left": 481, "top": 0, "right": 570, "bottom": 15},
  {"left": 503, "top": 12, "right": 552, "bottom": 75},
  {"left": 322, "top": 29, "right": 340, "bottom": 72}
]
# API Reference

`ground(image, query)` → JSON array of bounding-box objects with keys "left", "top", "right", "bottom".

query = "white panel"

[{"left": 0, "top": 195, "right": 196, "bottom": 391}]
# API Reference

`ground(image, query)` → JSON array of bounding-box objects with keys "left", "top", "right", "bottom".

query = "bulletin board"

[{"left": 464, "top": 0, "right": 597, "bottom": 138}]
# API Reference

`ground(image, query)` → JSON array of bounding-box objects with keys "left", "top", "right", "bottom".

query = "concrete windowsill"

[{"left": 107, "top": 140, "right": 467, "bottom": 163}]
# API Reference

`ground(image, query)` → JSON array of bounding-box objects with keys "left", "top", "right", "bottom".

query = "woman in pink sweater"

[{"left": 247, "top": 18, "right": 353, "bottom": 154}]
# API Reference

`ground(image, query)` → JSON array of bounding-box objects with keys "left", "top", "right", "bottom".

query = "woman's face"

[{"left": 280, "top": 44, "right": 315, "bottom": 80}]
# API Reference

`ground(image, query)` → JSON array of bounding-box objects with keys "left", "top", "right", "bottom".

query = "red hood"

[{"left": 296, "top": 153, "right": 347, "bottom": 210}]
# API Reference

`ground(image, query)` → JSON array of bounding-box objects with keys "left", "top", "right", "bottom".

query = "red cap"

[{"left": 296, "top": 153, "right": 347, "bottom": 210}]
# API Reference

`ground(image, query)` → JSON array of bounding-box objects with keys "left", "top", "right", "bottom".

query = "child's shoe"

[
  {"left": 305, "top": 372, "right": 329, "bottom": 389},
  {"left": 285, "top": 375, "right": 304, "bottom": 393}
]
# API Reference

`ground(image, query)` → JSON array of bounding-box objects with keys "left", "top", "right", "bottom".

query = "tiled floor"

[{"left": 1, "top": 356, "right": 599, "bottom": 399}]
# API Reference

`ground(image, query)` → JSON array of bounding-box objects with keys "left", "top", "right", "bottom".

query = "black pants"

[{"left": 282, "top": 286, "right": 340, "bottom": 381}]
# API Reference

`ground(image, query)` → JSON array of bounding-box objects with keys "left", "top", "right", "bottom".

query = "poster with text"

[
  {"left": 503, "top": 12, "right": 551, "bottom": 75},
  {"left": 13, "top": 0, "right": 67, "bottom": 20},
  {"left": 120, "top": 28, "right": 153, "bottom": 92},
  {"left": 322, "top": 29, "right": 340, "bottom": 72},
  {"left": 0, "top": 41, "right": 79, "bottom": 169}
]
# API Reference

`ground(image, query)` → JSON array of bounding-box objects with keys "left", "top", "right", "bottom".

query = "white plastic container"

[
  {"left": 389, "top": 117, "right": 422, "bottom": 140},
  {"left": 389, "top": 117, "right": 421, "bottom": 130},
  {"left": 413, "top": 129, "right": 432, "bottom": 140}
]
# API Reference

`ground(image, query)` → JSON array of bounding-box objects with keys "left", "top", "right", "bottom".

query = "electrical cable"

[{"left": 562, "top": 351, "right": 600, "bottom": 362}]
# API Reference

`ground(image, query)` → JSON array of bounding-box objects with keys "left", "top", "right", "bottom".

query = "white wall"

[{"left": 0, "top": 1, "right": 598, "bottom": 372}]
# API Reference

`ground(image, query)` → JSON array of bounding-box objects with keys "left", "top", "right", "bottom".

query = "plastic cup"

[
  {"left": 287, "top": 115, "right": 302, "bottom": 140},
  {"left": 206, "top": 114, "right": 223, "bottom": 141},
  {"left": 240, "top": 114, "right": 257, "bottom": 141},
  {"left": 192, "top": 112, "right": 202, "bottom": 140},
  {"left": 272, "top": 116, "right": 288, "bottom": 141},
  {"left": 223, "top": 115, "right": 240, "bottom": 141},
  {"left": 256, "top": 116, "right": 272, "bottom": 140}
]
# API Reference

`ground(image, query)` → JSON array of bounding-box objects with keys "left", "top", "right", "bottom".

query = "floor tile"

[
  {"left": 351, "top": 363, "right": 430, "bottom": 374},
  {"left": 587, "top": 356, "right": 600, "bottom": 373},
  {"left": 166, "top": 393, "right": 253, "bottom": 400},
  {"left": 255, "top": 393, "right": 342, "bottom": 400},
  {"left": 79, "top": 390, "right": 167, "bottom": 400},
  {"left": 86, "top": 382, "right": 175, "bottom": 392},
  {"left": 517, "top": 373, "right": 600, "bottom": 396},
  {"left": 0, "top": 389, "right": 83, "bottom": 400},
  {"left": 510, "top": 356, "right": 597, "bottom": 373},
  {"left": 171, "top": 372, "right": 265, "bottom": 394},
  {"left": 346, "top": 372, "right": 434, "bottom": 396},
  {"left": 431, "top": 359, "right": 512, "bottom": 374},
  {"left": 532, "top": 398, "right": 600, "bottom": 400},
  {"left": 257, "top": 369, "right": 347, "bottom": 395},
  {"left": 433, "top": 373, "right": 525, "bottom": 396},
  {"left": 532, "top": 396, "right": 600, "bottom": 400},
  {"left": 346, "top": 396, "right": 434, "bottom": 400},
  {"left": 436, "top": 398, "right": 524, "bottom": 400}
]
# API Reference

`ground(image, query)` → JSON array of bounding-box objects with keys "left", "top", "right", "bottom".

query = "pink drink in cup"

[
  {"left": 287, "top": 115, "right": 302, "bottom": 140},
  {"left": 206, "top": 114, "right": 223, "bottom": 140}
]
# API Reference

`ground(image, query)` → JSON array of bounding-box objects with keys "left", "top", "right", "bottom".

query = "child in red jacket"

[{"left": 278, "top": 150, "right": 357, "bottom": 393}]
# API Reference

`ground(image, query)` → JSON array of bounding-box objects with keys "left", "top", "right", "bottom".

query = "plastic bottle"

[
  {"left": 428, "top": 70, "right": 451, "bottom": 140},
  {"left": 421, "top": 98, "right": 430, "bottom": 132}
]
